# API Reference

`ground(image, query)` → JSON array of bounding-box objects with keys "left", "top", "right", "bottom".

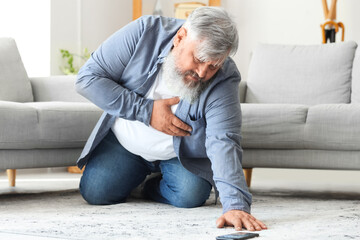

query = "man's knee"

[
  {"left": 171, "top": 193, "right": 208, "bottom": 208},
  {"left": 79, "top": 176, "right": 126, "bottom": 205},
  {"left": 169, "top": 180, "right": 212, "bottom": 208}
]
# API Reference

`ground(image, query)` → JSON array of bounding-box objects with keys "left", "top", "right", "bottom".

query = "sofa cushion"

[
  {"left": 241, "top": 104, "right": 308, "bottom": 149},
  {"left": 0, "top": 101, "right": 102, "bottom": 149},
  {"left": 351, "top": 47, "right": 360, "bottom": 103},
  {"left": 0, "top": 38, "right": 33, "bottom": 102},
  {"left": 30, "top": 76, "right": 89, "bottom": 102},
  {"left": 304, "top": 104, "right": 360, "bottom": 150},
  {"left": 245, "top": 42, "right": 357, "bottom": 105},
  {"left": 0, "top": 101, "right": 39, "bottom": 148}
]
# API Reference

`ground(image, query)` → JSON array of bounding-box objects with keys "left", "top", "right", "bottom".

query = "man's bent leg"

[
  {"left": 79, "top": 130, "right": 152, "bottom": 205},
  {"left": 144, "top": 158, "right": 212, "bottom": 208}
]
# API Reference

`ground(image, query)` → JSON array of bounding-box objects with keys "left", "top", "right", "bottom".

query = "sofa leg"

[
  {"left": 6, "top": 169, "right": 16, "bottom": 187},
  {"left": 67, "top": 166, "right": 84, "bottom": 174},
  {"left": 243, "top": 168, "right": 253, "bottom": 188}
]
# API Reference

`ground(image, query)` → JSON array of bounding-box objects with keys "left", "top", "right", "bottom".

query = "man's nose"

[{"left": 196, "top": 63, "right": 207, "bottom": 79}]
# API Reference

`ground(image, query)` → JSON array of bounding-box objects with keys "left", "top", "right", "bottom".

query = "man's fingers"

[
  {"left": 166, "top": 97, "right": 180, "bottom": 106},
  {"left": 166, "top": 127, "right": 177, "bottom": 136},
  {"left": 172, "top": 117, "right": 192, "bottom": 132},
  {"left": 242, "top": 218, "right": 255, "bottom": 231},
  {"left": 168, "top": 124, "right": 190, "bottom": 136},
  {"left": 216, "top": 216, "right": 226, "bottom": 228},
  {"left": 249, "top": 219, "right": 262, "bottom": 231},
  {"left": 233, "top": 218, "right": 243, "bottom": 231},
  {"left": 255, "top": 219, "right": 268, "bottom": 229},
  {"left": 151, "top": 98, "right": 193, "bottom": 136},
  {"left": 218, "top": 210, "right": 267, "bottom": 232}
]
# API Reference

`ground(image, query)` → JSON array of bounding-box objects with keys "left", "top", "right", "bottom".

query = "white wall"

[
  {"left": 0, "top": 0, "right": 50, "bottom": 77},
  {"left": 50, "top": 0, "right": 132, "bottom": 75},
  {"left": 143, "top": 0, "right": 360, "bottom": 80},
  {"left": 222, "top": 0, "right": 360, "bottom": 80},
  {"left": 142, "top": 0, "right": 209, "bottom": 16},
  {"left": 49, "top": 0, "right": 360, "bottom": 78}
]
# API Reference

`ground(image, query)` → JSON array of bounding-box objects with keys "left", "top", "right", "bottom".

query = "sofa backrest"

[
  {"left": 0, "top": 38, "right": 33, "bottom": 102},
  {"left": 30, "top": 76, "right": 89, "bottom": 102},
  {"left": 245, "top": 41, "right": 357, "bottom": 105},
  {"left": 351, "top": 47, "right": 360, "bottom": 103}
]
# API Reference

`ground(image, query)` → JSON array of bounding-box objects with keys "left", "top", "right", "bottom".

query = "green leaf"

[{"left": 59, "top": 48, "right": 90, "bottom": 75}]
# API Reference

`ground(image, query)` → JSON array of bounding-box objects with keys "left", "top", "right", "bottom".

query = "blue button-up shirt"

[{"left": 75, "top": 15, "right": 252, "bottom": 214}]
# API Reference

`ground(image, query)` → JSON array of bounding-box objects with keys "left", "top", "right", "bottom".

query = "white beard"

[{"left": 162, "top": 51, "right": 211, "bottom": 104}]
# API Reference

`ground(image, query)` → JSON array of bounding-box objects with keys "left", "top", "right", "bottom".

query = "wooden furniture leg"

[
  {"left": 243, "top": 168, "right": 253, "bottom": 188},
  {"left": 6, "top": 169, "right": 16, "bottom": 187},
  {"left": 67, "top": 166, "right": 84, "bottom": 174}
]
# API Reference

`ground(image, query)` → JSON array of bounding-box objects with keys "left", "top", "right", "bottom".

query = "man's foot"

[{"left": 130, "top": 172, "right": 162, "bottom": 199}]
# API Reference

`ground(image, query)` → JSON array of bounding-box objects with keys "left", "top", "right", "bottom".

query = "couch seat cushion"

[
  {"left": 241, "top": 104, "right": 308, "bottom": 149},
  {"left": 0, "top": 38, "right": 33, "bottom": 102},
  {"left": 0, "top": 101, "right": 38, "bottom": 148},
  {"left": 0, "top": 101, "right": 102, "bottom": 149},
  {"left": 246, "top": 42, "right": 357, "bottom": 104},
  {"left": 304, "top": 104, "right": 360, "bottom": 150}
]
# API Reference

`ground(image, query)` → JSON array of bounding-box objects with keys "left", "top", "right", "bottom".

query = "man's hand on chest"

[{"left": 150, "top": 97, "right": 192, "bottom": 136}]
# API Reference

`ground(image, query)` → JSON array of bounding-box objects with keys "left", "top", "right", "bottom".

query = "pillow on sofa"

[
  {"left": 0, "top": 38, "right": 33, "bottom": 102},
  {"left": 351, "top": 46, "right": 360, "bottom": 103},
  {"left": 246, "top": 41, "right": 357, "bottom": 105}
]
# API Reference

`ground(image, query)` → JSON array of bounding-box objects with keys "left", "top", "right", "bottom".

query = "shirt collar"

[{"left": 158, "top": 35, "right": 176, "bottom": 60}]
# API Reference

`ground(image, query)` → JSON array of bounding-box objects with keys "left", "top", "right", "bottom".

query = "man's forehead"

[
  {"left": 194, "top": 51, "right": 227, "bottom": 67},
  {"left": 191, "top": 41, "right": 228, "bottom": 66}
]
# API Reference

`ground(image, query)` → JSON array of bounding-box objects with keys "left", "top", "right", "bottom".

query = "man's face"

[{"left": 171, "top": 27, "right": 225, "bottom": 88}]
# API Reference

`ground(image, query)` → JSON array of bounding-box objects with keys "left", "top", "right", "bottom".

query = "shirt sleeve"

[
  {"left": 204, "top": 62, "right": 252, "bottom": 214},
  {"left": 75, "top": 16, "right": 154, "bottom": 126}
]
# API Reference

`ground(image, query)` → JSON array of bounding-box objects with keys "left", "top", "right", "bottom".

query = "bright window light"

[{"left": 0, "top": 0, "right": 50, "bottom": 77}]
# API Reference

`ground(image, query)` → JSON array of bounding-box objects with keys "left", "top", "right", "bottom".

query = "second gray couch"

[{"left": 239, "top": 41, "right": 360, "bottom": 185}]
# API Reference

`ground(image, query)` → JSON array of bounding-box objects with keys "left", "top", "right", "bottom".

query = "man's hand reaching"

[
  {"left": 216, "top": 210, "right": 267, "bottom": 231},
  {"left": 150, "top": 97, "right": 192, "bottom": 136}
]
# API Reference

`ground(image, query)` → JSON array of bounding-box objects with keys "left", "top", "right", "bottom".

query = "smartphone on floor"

[{"left": 216, "top": 232, "right": 259, "bottom": 240}]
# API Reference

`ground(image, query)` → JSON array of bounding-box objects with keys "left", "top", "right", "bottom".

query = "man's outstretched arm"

[{"left": 204, "top": 60, "right": 267, "bottom": 231}]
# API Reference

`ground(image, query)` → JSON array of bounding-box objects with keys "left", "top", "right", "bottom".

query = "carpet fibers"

[{"left": 0, "top": 188, "right": 359, "bottom": 240}]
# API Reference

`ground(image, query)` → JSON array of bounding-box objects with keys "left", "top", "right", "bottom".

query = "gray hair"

[{"left": 182, "top": 7, "right": 238, "bottom": 65}]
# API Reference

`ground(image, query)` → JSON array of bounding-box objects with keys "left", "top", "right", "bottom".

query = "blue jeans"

[{"left": 79, "top": 130, "right": 212, "bottom": 208}]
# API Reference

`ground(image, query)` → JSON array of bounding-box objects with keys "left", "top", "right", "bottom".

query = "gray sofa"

[
  {"left": 240, "top": 41, "right": 360, "bottom": 186},
  {"left": 0, "top": 38, "right": 102, "bottom": 186},
  {"left": 1, "top": 37, "right": 359, "bottom": 188}
]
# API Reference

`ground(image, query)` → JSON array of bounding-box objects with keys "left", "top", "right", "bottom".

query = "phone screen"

[{"left": 216, "top": 232, "right": 260, "bottom": 240}]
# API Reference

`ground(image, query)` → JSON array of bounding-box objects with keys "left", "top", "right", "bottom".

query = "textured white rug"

[{"left": 0, "top": 188, "right": 359, "bottom": 240}]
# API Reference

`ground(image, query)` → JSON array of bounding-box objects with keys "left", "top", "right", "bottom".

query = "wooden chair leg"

[
  {"left": 6, "top": 169, "right": 16, "bottom": 187},
  {"left": 243, "top": 168, "right": 253, "bottom": 188}
]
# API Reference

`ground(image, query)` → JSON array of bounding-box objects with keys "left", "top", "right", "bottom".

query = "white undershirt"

[{"left": 111, "top": 67, "right": 178, "bottom": 161}]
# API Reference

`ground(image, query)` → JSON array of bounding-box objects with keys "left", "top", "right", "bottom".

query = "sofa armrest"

[
  {"left": 239, "top": 80, "right": 247, "bottom": 103},
  {"left": 29, "top": 75, "right": 88, "bottom": 102}
]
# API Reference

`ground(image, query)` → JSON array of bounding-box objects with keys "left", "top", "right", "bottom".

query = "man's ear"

[{"left": 173, "top": 27, "right": 187, "bottom": 47}]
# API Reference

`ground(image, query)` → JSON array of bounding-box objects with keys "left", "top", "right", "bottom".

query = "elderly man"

[{"left": 76, "top": 7, "right": 267, "bottom": 231}]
